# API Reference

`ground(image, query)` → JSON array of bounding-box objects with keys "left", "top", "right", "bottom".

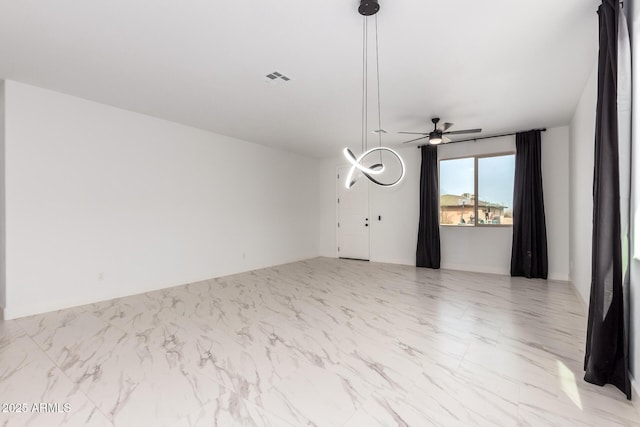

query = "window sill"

[{"left": 439, "top": 224, "right": 513, "bottom": 228}]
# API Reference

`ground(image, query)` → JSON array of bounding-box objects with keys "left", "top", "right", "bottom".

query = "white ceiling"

[{"left": 0, "top": 0, "right": 600, "bottom": 158}]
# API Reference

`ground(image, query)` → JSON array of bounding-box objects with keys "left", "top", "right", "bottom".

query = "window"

[{"left": 439, "top": 153, "right": 515, "bottom": 226}]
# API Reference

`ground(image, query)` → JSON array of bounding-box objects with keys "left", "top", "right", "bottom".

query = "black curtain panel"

[
  {"left": 416, "top": 145, "right": 440, "bottom": 269},
  {"left": 510, "top": 130, "right": 548, "bottom": 279},
  {"left": 584, "top": 0, "right": 631, "bottom": 399}
]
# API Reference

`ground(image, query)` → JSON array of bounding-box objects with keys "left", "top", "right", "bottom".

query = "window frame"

[{"left": 438, "top": 151, "right": 515, "bottom": 228}]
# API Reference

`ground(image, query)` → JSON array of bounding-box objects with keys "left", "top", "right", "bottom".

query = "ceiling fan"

[{"left": 398, "top": 118, "right": 482, "bottom": 145}]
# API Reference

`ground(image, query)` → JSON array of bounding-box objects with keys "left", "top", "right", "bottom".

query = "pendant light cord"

[
  {"left": 363, "top": 15, "right": 383, "bottom": 163},
  {"left": 375, "top": 15, "right": 383, "bottom": 164},
  {"left": 361, "top": 16, "right": 367, "bottom": 156}
]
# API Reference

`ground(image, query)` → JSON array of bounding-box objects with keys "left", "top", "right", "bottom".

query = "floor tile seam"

[
  {"left": 256, "top": 361, "right": 368, "bottom": 425},
  {"left": 97, "top": 315, "right": 135, "bottom": 337},
  {"left": 516, "top": 399, "right": 636, "bottom": 426},
  {"left": 338, "top": 396, "right": 369, "bottom": 427},
  {"left": 455, "top": 306, "right": 475, "bottom": 365},
  {"left": 166, "top": 381, "right": 299, "bottom": 427},
  {"left": 99, "top": 309, "right": 225, "bottom": 338},
  {"left": 16, "top": 323, "right": 116, "bottom": 426},
  {"left": 504, "top": 346, "right": 584, "bottom": 368},
  {"left": 1, "top": 321, "right": 52, "bottom": 381},
  {"left": 498, "top": 327, "right": 584, "bottom": 347},
  {"left": 240, "top": 395, "right": 301, "bottom": 427},
  {"left": 458, "top": 359, "right": 534, "bottom": 392},
  {"left": 170, "top": 320, "right": 284, "bottom": 398},
  {"left": 517, "top": 368, "right": 639, "bottom": 415},
  {"left": 515, "top": 395, "right": 526, "bottom": 425},
  {"left": 14, "top": 315, "right": 96, "bottom": 363},
  {"left": 13, "top": 305, "right": 91, "bottom": 339},
  {"left": 11, "top": 319, "right": 29, "bottom": 340},
  {"left": 262, "top": 383, "right": 361, "bottom": 427},
  {"left": 143, "top": 335, "right": 255, "bottom": 425},
  {"left": 563, "top": 396, "right": 640, "bottom": 424}
]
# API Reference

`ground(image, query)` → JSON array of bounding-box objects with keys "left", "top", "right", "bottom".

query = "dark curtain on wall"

[
  {"left": 510, "top": 130, "right": 548, "bottom": 279},
  {"left": 584, "top": 0, "right": 631, "bottom": 399},
  {"left": 416, "top": 145, "right": 440, "bottom": 268}
]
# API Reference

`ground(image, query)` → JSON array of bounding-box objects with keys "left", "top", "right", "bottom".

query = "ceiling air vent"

[{"left": 265, "top": 71, "right": 291, "bottom": 84}]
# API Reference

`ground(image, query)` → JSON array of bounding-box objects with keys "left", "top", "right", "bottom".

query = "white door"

[{"left": 337, "top": 166, "right": 370, "bottom": 260}]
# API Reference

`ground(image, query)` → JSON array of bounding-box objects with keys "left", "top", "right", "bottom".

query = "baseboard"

[
  {"left": 548, "top": 273, "right": 570, "bottom": 282},
  {"left": 568, "top": 280, "right": 588, "bottom": 315},
  {"left": 318, "top": 251, "right": 338, "bottom": 259},
  {"left": 440, "top": 262, "right": 509, "bottom": 276},
  {"left": 369, "top": 257, "right": 415, "bottom": 267},
  {"left": 3, "top": 252, "right": 322, "bottom": 320}
]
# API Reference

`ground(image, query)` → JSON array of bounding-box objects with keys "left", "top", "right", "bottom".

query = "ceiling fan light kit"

[{"left": 342, "top": 0, "right": 405, "bottom": 189}]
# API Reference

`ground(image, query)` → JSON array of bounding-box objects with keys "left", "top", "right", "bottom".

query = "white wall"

[
  {"left": 368, "top": 146, "right": 421, "bottom": 265},
  {"left": 0, "top": 80, "right": 5, "bottom": 314},
  {"left": 569, "top": 63, "right": 597, "bottom": 305},
  {"left": 3, "top": 81, "right": 320, "bottom": 319},
  {"left": 541, "top": 126, "right": 571, "bottom": 282},
  {"left": 318, "top": 158, "right": 339, "bottom": 258},
  {"left": 320, "top": 127, "right": 570, "bottom": 281}
]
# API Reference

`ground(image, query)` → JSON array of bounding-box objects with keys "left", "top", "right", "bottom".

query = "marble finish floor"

[{"left": 1, "top": 257, "right": 639, "bottom": 426}]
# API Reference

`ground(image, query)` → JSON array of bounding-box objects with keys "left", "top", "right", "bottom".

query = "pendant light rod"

[
  {"left": 361, "top": 16, "right": 367, "bottom": 154},
  {"left": 374, "top": 15, "right": 383, "bottom": 164}
]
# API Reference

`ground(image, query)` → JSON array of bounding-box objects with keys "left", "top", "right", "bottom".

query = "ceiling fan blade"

[
  {"left": 397, "top": 131, "right": 429, "bottom": 135},
  {"left": 438, "top": 122, "right": 454, "bottom": 132},
  {"left": 442, "top": 136, "right": 452, "bottom": 143},
  {"left": 401, "top": 135, "right": 429, "bottom": 144},
  {"left": 443, "top": 128, "right": 482, "bottom": 135}
]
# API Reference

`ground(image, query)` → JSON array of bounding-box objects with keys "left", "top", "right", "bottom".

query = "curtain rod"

[{"left": 417, "top": 128, "right": 547, "bottom": 148}]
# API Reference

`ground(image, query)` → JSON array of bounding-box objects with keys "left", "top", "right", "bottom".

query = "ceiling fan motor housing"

[{"left": 359, "top": 0, "right": 380, "bottom": 16}]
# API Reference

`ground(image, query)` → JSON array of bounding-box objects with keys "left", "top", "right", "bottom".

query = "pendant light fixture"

[{"left": 343, "top": 0, "right": 405, "bottom": 189}]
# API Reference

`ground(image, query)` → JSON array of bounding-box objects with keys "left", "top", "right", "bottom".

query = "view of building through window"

[
  {"left": 439, "top": 157, "right": 475, "bottom": 225},
  {"left": 439, "top": 154, "right": 515, "bottom": 226}
]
